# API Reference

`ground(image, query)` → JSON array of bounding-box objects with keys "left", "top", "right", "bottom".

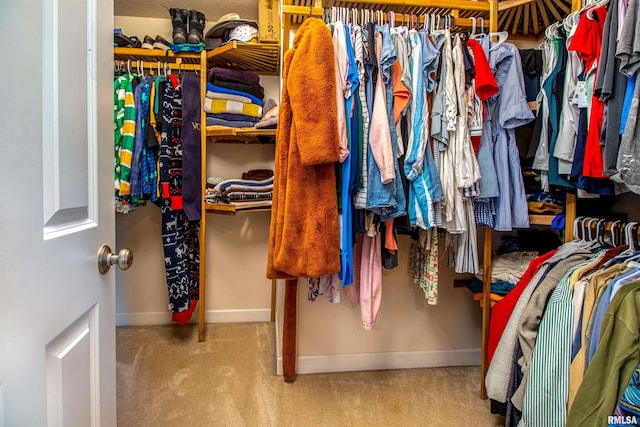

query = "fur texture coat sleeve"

[{"left": 266, "top": 18, "right": 341, "bottom": 279}]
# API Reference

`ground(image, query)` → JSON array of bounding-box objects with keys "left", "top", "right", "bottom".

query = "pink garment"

[
  {"left": 332, "top": 22, "right": 350, "bottom": 163},
  {"left": 345, "top": 234, "right": 362, "bottom": 304},
  {"left": 368, "top": 33, "right": 395, "bottom": 184},
  {"left": 355, "top": 232, "right": 382, "bottom": 330}
]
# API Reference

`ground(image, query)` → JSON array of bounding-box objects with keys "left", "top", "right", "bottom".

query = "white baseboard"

[
  {"left": 115, "top": 308, "right": 271, "bottom": 326},
  {"left": 275, "top": 349, "right": 481, "bottom": 376}
]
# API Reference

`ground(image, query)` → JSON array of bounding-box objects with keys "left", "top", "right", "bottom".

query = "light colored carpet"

[{"left": 117, "top": 323, "right": 503, "bottom": 426}]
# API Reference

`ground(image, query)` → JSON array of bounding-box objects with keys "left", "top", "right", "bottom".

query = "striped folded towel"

[{"left": 204, "top": 98, "right": 262, "bottom": 118}]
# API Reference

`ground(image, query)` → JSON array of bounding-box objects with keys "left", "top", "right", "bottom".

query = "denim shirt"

[
  {"left": 488, "top": 42, "right": 534, "bottom": 231},
  {"left": 367, "top": 25, "right": 406, "bottom": 221}
]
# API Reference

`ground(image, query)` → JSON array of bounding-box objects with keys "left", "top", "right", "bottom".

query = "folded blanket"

[
  {"left": 242, "top": 169, "right": 273, "bottom": 180},
  {"left": 213, "top": 176, "right": 274, "bottom": 193},
  {"left": 204, "top": 98, "right": 262, "bottom": 118},
  {"left": 213, "top": 78, "right": 264, "bottom": 100},
  {"left": 208, "top": 67, "right": 260, "bottom": 86},
  {"left": 207, "top": 113, "right": 259, "bottom": 123},
  {"left": 171, "top": 43, "right": 205, "bottom": 53},
  {"left": 205, "top": 91, "right": 252, "bottom": 104},
  {"left": 206, "top": 82, "right": 263, "bottom": 106},
  {"left": 206, "top": 117, "right": 258, "bottom": 128},
  {"left": 228, "top": 191, "right": 273, "bottom": 201},
  {"left": 222, "top": 184, "right": 273, "bottom": 196}
]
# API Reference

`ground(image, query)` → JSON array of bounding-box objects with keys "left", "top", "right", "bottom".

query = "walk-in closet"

[{"left": 2, "top": 0, "right": 639, "bottom": 424}]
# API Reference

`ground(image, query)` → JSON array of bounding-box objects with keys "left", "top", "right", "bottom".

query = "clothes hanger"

[
  {"left": 609, "top": 220, "right": 622, "bottom": 247},
  {"left": 470, "top": 17, "right": 477, "bottom": 37},
  {"left": 489, "top": 31, "right": 509, "bottom": 50},
  {"left": 620, "top": 222, "right": 639, "bottom": 256},
  {"left": 578, "top": 217, "right": 595, "bottom": 244},
  {"left": 471, "top": 17, "right": 485, "bottom": 39},
  {"left": 573, "top": 215, "right": 584, "bottom": 241},
  {"left": 583, "top": 218, "right": 596, "bottom": 246},
  {"left": 593, "top": 218, "right": 610, "bottom": 249}
]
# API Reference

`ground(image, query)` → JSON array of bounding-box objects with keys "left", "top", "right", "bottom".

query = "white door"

[{"left": 0, "top": 0, "right": 117, "bottom": 425}]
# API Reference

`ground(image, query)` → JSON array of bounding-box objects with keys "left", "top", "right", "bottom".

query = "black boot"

[
  {"left": 188, "top": 10, "right": 206, "bottom": 44},
  {"left": 169, "top": 8, "right": 188, "bottom": 44}
]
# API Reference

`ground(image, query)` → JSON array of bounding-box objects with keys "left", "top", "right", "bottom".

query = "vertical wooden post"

[
  {"left": 198, "top": 49, "right": 208, "bottom": 342},
  {"left": 565, "top": 192, "right": 577, "bottom": 241},
  {"left": 489, "top": 0, "right": 499, "bottom": 33},
  {"left": 283, "top": 278, "right": 298, "bottom": 382},
  {"left": 478, "top": 0, "right": 499, "bottom": 400},
  {"left": 271, "top": 279, "right": 277, "bottom": 322},
  {"left": 480, "top": 227, "right": 493, "bottom": 399},
  {"left": 572, "top": 0, "right": 582, "bottom": 13}
]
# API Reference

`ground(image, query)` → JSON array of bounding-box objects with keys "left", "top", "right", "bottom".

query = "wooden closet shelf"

[
  {"left": 205, "top": 202, "right": 272, "bottom": 215},
  {"left": 114, "top": 47, "right": 201, "bottom": 64},
  {"left": 529, "top": 214, "right": 556, "bottom": 226},
  {"left": 206, "top": 127, "right": 276, "bottom": 143},
  {"left": 207, "top": 42, "right": 280, "bottom": 75}
]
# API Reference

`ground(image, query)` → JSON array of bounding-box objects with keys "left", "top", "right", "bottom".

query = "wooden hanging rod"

[
  {"left": 113, "top": 60, "right": 201, "bottom": 71},
  {"left": 286, "top": 14, "right": 482, "bottom": 29},
  {"left": 336, "top": 0, "right": 491, "bottom": 11},
  {"left": 282, "top": 0, "right": 491, "bottom": 16},
  {"left": 281, "top": 5, "right": 324, "bottom": 17}
]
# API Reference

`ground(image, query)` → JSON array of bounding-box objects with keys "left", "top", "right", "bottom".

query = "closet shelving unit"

[
  {"left": 114, "top": 40, "right": 280, "bottom": 339},
  {"left": 280, "top": 0, "right": 577, "bottom": 398}
]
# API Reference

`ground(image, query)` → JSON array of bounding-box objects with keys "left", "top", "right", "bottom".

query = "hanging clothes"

[
  {"left": 486, "top": 41, "right": 534, "bottom": 231},
  {"left": 114, "top": 73, "right": 137, "bottom": 213},
  {"left": 159, "top": 75, "right": 200, "bottom": 324},
  {"left": 615, "top": 0, "right": 640, "bottom": 193},
  {"left": 266, "top": 17, "right": 342, "bottom": 279}
]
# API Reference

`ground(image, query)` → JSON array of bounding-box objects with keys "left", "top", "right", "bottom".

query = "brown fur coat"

[{"left": 267, "top": 18, "right": 341, "bottom": 279}]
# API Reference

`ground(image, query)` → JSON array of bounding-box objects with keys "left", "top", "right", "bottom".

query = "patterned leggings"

[{"left": 161, "top": 200, "right": 199, "bottom": 312}]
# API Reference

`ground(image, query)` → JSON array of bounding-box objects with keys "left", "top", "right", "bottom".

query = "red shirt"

[
  {"left": 568, "top": 6, "right": 609, "bottom": 178},
  {"left": 466, "top": 38, "right": 499, "bottom": 101}
]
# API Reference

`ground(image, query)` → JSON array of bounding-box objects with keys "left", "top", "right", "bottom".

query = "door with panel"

[{"left": 0, "top": 0, "right": 119, "bottom": 425}]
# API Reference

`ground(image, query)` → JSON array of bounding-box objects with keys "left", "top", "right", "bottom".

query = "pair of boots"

[{"left": 170, "top": 8, "right": 205, "bottom": 44}]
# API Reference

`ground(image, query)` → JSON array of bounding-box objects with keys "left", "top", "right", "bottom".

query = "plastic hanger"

[
  {"left": 573, "top": 215, "right": 585, "bottom": 242},
  {"left": 471, "top": 17, "right": 485, "bottom": 40},
  {"left": 609, "top": 220, "right": 622, "bottom": 247},
  {"left": 620, "top": 222, "right": 639, "bottom": 256},
  {"left": 594, "top": 218, "right": 610, "bottom": 249},
  {"left": 489, "top": 31, "right": 509, "bottom": 50}
]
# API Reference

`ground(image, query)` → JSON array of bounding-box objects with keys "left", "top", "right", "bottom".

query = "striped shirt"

[
  {"left": 353, "top": 25, "right": 370, "bottom": 209},
  {"left": 114, "top": 74, "right": 136, "bottom": 196},
  {"left": 521, "top": 261, "right": 589, "bottom": 427}
]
